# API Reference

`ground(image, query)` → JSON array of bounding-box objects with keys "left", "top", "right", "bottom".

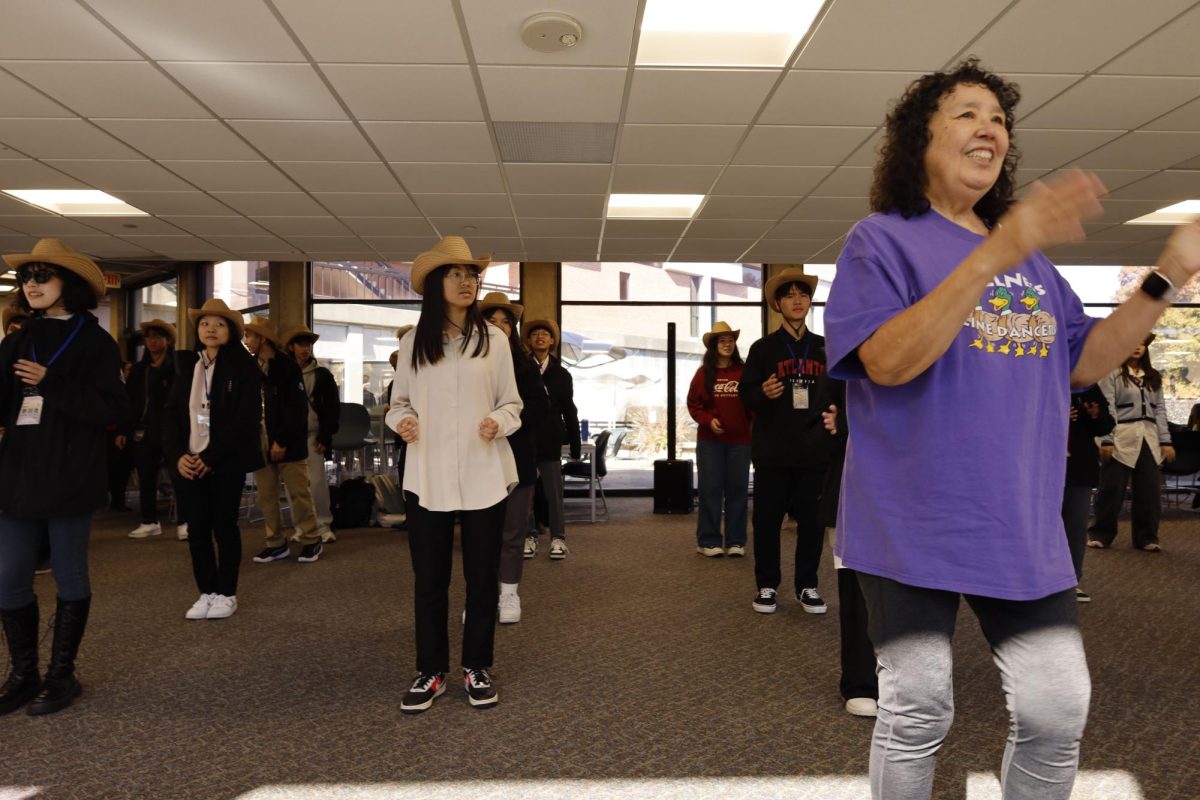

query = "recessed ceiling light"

[
  {"left": 606, "top": 193, "right": 704, "bottom": 219},
  {"left": 1, "top": 189, "right": 149, "bottom": 217},
  {"left": 636, "top": 0, "right": 824, "bottom": 67},
  {"left": 1124, "top": 199, "right": 1200, "bottom": 225}
]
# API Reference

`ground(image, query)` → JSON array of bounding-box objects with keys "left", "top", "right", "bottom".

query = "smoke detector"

[{"left": 520, "top": 12, "right": 583, "bottom": 53}]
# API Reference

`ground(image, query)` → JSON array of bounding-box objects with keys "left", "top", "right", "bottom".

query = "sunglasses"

[{"left": 17, "top": 264, "right": 59, "bottom": 285}]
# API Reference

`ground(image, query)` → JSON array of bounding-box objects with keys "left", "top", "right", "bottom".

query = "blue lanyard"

[
  {"left": 784, "top": 333, "right": 811, "bottom": 379},
  {"left": 28, "top": 315, "right": 85, "bottom": 367},
  {"left": 200, "top": 355, "right": 215, "bottom": 403}
]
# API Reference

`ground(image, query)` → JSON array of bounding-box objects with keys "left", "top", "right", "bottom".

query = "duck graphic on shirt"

[
  {"left": 966, "top": 276, "right": 1057, "bottom": 359},
  {"left": 968, "top": 286, "right": 1012, "bottom": 352}
]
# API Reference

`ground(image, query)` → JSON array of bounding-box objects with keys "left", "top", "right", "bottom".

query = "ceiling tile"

[
  {"left": 160, "top": 161, "right": 297, "bottom": 192},
  {"left": 480, "top": 67, "right": 626, "bottom": 123},
  {"left": 785, "top": 196, "right": 870, "bottom": 220},
  {"left": 45, "top": 159, "right": 193, "bottom": 191},
  {"left": 761, "top": 71, "right": 920, "bottom": 126},
  {"left": 600, "top": 237, "right": 677, "bottom": 252},
  {"left": 1076, "top": 131, "right": 1200, "bottom": 171},
  {"left": 123, "top": 234, "right": 215, "bottom": 254},
  {"left": 504, "top": 164, "right": 609, "bottom": 194},
  {"left": 163, "top": 63, "right": 345, "bottom": 120},
  {"left": 311, "top": 192, "right": 419, "bottom": 216},
  {"left": 251, "top": 217, "right": 352, "bottom": 236},
  {"left": 0, "top": 159, "right": 88, "bottom": 189},
  {"left": 685, "top": 219, "right": 775, "bottom": 239},
  {"left": 361, "top": 122, "right": 495, "bottom": 162},
  {"left": 611, "top": 164, "right": 720, "bottom": 194},
  {"left": 162, "top": 216, "right": 266, "bottom": 235},
  {"left": 462, "top": 0, "right": 638, "bottom": 66},
  {"left": 210, "top": 192, "right": 327, "bottom": 217},
  {"left": 626, "top": 70, "right": 777, "bottom": 124},
  {"left": 1145, "top": 97, "right": 1200, "bottom": 132},
  {"left": 0, "top": 0, "right": 139, "bottom": 59},
  {"left": 92, "top": 119, "right": 260, "bottom": 160},
  {"left": 844, "top": 129, "right": 884, "bottom": 167},
  {"left": 428, "top": 218, "right": 518, "bottom": 237},
  {"left": 276, "top": 161, "right": 400, "bottom": 193},
  {"left": 734, "top": 126, "right": 875, "bottom": 167},
  {"left": 81, "top": 216, "right": 188, "bottom": 235},
  {"left": 276, "top": 0, "right": 467, "bottom": 63},
  {"left": 698, "top": 195, "right": 799, "bottom": 219},
  {"left": 1015, "top": 129, "right": 1126, "bottom": 170},
  {"left": 229, "top": 121, "right": 375, "bottom": 161},
  {"left": 672, "top": 239, "right": 754, "bottom": 259},
  {"left": 340, "top": 218, "right": 437, "bottom": 236},
  {"left": 1101, "top": 4, "right": 1200, "bottom": 76},
  {"left": 0, "top": 217, "right": 108, "bottom": 236},
  {"left": 0, "top": 119, "right": 139, "bottom": 159},
  {"left": 968, "top": 0, "right": 1194, "bottom": 72},
  {"left": 2, "top": 61, "right": 208, "bottom": 119},
  {"left": 763, "top": 219, "right": 857, "bottom": 239},
  {"left": 282, "top": 235, "right": 372, "bottom": 253},
  {"left": 513, "top": 194, "right": 604, "bottom": 217},
  {"left": 1173, "top": 154, "right": 1200, "bottom": 170},
  {"left": 411, "top": 194, "right": 513, "bottom": 217},
  {"left": 88, "top": 0, "right": 304, "bottom": 60},
  {"left": 0, "top": 71, "right": 73, "bottom": 117},
  {"left": 204, "top": 234, "right": 294, "bottom": 251},
  {"left": 1090, "top": 198, "right": 1165, "bottom": 224},
  {"left": 117, "top": 191, "right": 234, "bottom": 215},
  {"left": 604, "top": 219, "right": 688, "bottom": 238},
  {"left": 1105, "top": 170, "right": 1200, "bottom": 203},
  {"left": 390, "top": 163, "right": 504, "bottom": 194},
  {"left": 810, "top": 166, "right": 872, "bottom": 197},
  {"left": 323, "top": 65, "right": 483, "bottom": 121},
  {"left": 523, "top": 236, "right": 599, "bottom": 253},
  {"left": 517, "top": 218, "right": 602, "bottom": 237},
  {"left": 617, "top": 124, "right": 745, "bottom": 165},
  {"left": 744, "top": 239, "right": 835, "bottom": 261},
  {"left": 1033, "top": 169, "right": 1156, "bottom": 195},
  {"left": 70, "top": 236, "right": 156, "bottom": 257},
  {"left": 1005, "top": 74, "right": 1088, "bottom": 118},
  {"left": 365, "top": 236, "right": 440, "bottom": 257},
  {"left": 712, "top": 166, "right": 830, "bottom": 196},
  {"left": 1021, "top": 76, "right": 1200, "bottom": 130}
]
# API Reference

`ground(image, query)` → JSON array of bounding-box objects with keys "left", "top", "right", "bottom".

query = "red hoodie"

[{"left": 687, "top": 364, "right": 752, "bottom": 445}]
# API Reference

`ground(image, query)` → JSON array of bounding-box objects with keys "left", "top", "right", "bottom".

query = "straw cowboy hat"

[
  {"left": 395, "top": 324, "right": 414, "bottom": 340},
  {"left": 281, "top": 324, "right": 320, "bottom": 347},
  {"left": 2, "top": 303, "right": 30, "bottom": 333},
  {"left": 763, "top": 267, "right": 817, "bottom": 312},
  {"left": 478, "top": 291, "right": 524, "bottom": 321},
  {"left": 188, "top": 298, "right": 245, "bottom": 338},
  {"left": 139, "top": 318, "right": 177, "bottom": 343},
  {"left": 3, "top": 238, "right": 107, "bottom": 300},
  {"left": 410, "top": 235, "right": 490, "bottom": 295},
  {"left": 244, "top": 316, "right": 282, "bottom": 348},
  {"left": 702, "top": 320, "right": 741, "bottom": 348},
  {"left": 523, "top": 318, "right": 560, "bottom": 344}
]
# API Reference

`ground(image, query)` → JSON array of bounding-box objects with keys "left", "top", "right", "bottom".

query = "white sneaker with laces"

[
  {"left": 128, "top": 523, "right": 162, "bottom": 539},
  {"left": 549, "top": 538, "right": 568, "bottom": 560},
  {"left": 845, "top": 697, "right": 878, "bottom": 717},
  {"left": 207, "top": 595, "right": 237, "bottom": 619},
  {"left": 798, "top": 587, "right": 828, "bottom": 614},
  {"left": 498, "top": 593, "right": 521, "bottom": 624},
  {"left": 523, "top": 536, "right": 537, "bottom": 559},
  {"left": 175, "top": 523, "right": 189, "bottom": 541},
  {"left": 185, "top": 593, "right": 215, "bottom": 620}
]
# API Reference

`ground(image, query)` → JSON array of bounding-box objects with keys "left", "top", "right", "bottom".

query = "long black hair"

[
  {"left": 191, "top": 316, "right": 256, "bottom": 370},
  {"left": 411, "top": 264, "right": 490, "bottom": 370},
  {"left": 1120, "top": 336, "right": 1162, "bottom": 393},
  {"left": 702, "top": 335, "right": 744, "bottom": 394},
  {"left": 870, "top": 57, "right": 1021, "bottom": 228},
  {"left": 483, "top": 307, "right": 534, "bottom": 378},
  {"left": 14, "top": 263, "right": 99, "bottom": 313}
]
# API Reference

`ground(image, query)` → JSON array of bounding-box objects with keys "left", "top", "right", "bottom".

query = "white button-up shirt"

[{"left": 386, "top": 325, "right": 522, "bottom": 512}]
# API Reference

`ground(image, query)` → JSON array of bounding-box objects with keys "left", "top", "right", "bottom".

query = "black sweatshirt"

[
  {"left": 163, "top": 348, "right": 265, "bottom": 477},
  {"left": 1066, "top": 386, "right": 1115, "bottom": 488},
  {"left": 510, "top": 351, "right": 551, "bottom": 486},
  {"left": 534, "top": 354, "right": 581, "bottom": 461},
  {"left": 738, "top": 327, "right": 838, "bottom": 470},
  {"left": 123, "top": 353, "right": 177, "bottom": 443},
  {"left": 259, "top": 351, "right": 309, "bottom": 462}
]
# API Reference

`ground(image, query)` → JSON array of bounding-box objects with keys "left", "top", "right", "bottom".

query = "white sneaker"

[
  {"left": 549, "top": 538, "right": 568, "bottom": 560},
  {"left": 696, "top": 546, "right": 724, "bottom": 557},
  {"left": 523, "top": 536, "right": 537, "bottom": 559},
  {"left": 207, "top": 595, "right": 237, "bottom": 619},
  {"left": 498, "top": 593, "right": 521, "bottom": 624},
  {"left": 185, "top": 593, "right": 215, "bottom": 620},
  {"left": 845, "top": 697, "right": 879, "bottom": 717},
  {"left": 175, "top": 523, "right": 189, "bottom": 541},
  {"left": 128, "top": 523, "right": 162, "bottom": 539},
  {"left": 319, "top": 527, "right": 337, "bottom": 543}
]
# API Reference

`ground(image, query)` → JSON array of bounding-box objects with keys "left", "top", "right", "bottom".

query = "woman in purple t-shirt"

[{"left": 824, "top": 58, "right": 1200, "bottom": 800}]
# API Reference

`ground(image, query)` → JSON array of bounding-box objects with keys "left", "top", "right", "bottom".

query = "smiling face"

[
  {"left": 528, "top": 326, "right": 554, "bottom": 356},
  {"left": 19, "top": 264, "right": 64, "bottom": 312},
  {"left": 198, "top": 316, "right": 231, "bottom": 349},
  {"left": 715, "top": 334, "right": 736, "bottom": 359},
  {"left": 923, "top": 82, "right": 1009, "bottom": 212},
  {"left": 243, "top": 329, "right": 264, "bottom": 356}
]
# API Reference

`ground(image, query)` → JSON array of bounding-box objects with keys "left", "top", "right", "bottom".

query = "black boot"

[
  {"left": 0, "top": 600, "right": 41, "bottom": 715},
  {"left": 27, "top": 596, "right": 90, "bottom": 716}
]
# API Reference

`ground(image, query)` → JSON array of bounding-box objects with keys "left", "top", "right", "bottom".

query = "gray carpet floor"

[{"left": 3, "top": 498, "right": 1197, "bottom": 799}]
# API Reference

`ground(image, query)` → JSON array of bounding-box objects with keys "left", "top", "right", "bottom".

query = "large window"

[{"left": 214, "top": 260, "right": 270, "bottom": 312}]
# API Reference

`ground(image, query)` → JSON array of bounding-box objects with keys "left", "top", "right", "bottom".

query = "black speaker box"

[{"left": 653, "top": 459, "right": 694, "bottom": 514}]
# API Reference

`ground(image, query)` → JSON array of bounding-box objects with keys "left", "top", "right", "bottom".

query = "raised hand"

[{"left": 993, "top": 170, "right": 1106, "bottom": 265}]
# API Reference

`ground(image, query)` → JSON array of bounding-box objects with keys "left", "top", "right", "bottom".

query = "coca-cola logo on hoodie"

[{"left": 712, "top": 379, "right": 740, "bottom": 394}]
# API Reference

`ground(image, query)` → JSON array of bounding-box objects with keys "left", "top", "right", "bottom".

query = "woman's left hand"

[
  {"left": 13, "top": 359, "right": 46, "bottom": 386},
  {"left": 479, "top": 417, "right": 499, "bottom": 441},
  {"left": 1162, "top": 445, "right": 1176, "bottom": 463}
]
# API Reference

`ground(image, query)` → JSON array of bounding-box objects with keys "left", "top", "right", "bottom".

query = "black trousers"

[
  {"left": 838, "top": 568, "right": 878, "bottom": 701},
  {"left": 1091, "top": 441, "right": 1161, "bottom": 548},
  {"left": 751, "top": 465, "right": 825, "bottom": 592},
  {"left": 134, "top": 438, "right": 188, "bottom": 525},
  {"left": 405, "top": 493, "right": 505, "bottom": 674},
  {"left": 1060, "top": 484, "right": 1092, "bottom": 581},
  {"left": 107, "top": 434, "right": 134, "bottom": 508},
  {"left": 180, "top": 471, "right": 246, "bottom": 596}
]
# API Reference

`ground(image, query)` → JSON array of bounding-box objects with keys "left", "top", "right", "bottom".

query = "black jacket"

[
  {"left": 0, "top": 313, "right": 126, "bottom": 518},
  {"left": 123, "top": 353, "right": 178, "bottom": 443},
  {"left": 299, "top": 359, "right": 340, "bottom": 453},
  {"left": 163, "top": 348, "right": 265, "bottom": 477},
  {"left": 1066, "top": 386, "right": 1115, "bottom": 488},
  {"left": 534, "top": 354, "right": 581, "bottom": 461},
  {"left": 259, "top": 351, "right": 308, "bottom": 462},
  {"left": 510, "top": 352, "right": 551, "bottom": 486},
  {"left": 739, "top": 327, "right": 838, "bottom": 470}
]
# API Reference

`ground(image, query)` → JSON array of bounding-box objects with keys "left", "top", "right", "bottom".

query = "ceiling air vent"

[{"left": 494, "top": 122, "right": 616, "bottom": 164}]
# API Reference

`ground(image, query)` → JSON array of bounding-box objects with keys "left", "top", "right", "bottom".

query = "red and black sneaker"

[
  {"left": 400, "top": 672, "right": 446, "bottom": 714},
  {"left": 463, "top": 668, "right": 498, "bottom": 709}
]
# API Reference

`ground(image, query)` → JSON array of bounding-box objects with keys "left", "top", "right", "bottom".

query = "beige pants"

[
  {"left": 255, "top": 458, "right": 321, "bottom": 546},
  {"left": 305, "top": 434, "right": 333, "bottom": 532}
]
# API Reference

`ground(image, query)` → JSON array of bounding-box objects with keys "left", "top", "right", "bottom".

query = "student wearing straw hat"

[
  {"left": 386, "top": 236, "right": 522, "bottom": 713},
  {"left": 282, "top": 324, "right": 340, "bottom": 542},
  {"left": 0, "top": 238, "right": 126, "bottom": 716}
]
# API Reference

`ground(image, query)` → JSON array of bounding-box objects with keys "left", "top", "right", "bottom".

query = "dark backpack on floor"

[{"left": 330, "top": 477, "right": 375, "bottom": 530}]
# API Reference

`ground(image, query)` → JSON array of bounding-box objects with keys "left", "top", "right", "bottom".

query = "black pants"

[
  {"left": 1060, "top": 484, "right": 1092, "bottom": 581},
  {"left": 405, "top": 493, "right": 505, "bottom": 674},
  {"left": 839, "top": 568, "right": 878, "bottom": 701},
  {"left": 134, "top": 438, "right": 188, "bottom": 525},
  {"left": 1092, "top": 441, "right": 1161, "bottom": 548},
  {"left": 181, "top": 471, "right": 246, "bottom": 596},
  {"left": 107, "top": 435, "right": 134, "bottom": 508},
  {"left": 751, "top": 465, "right": 825, "bottom": 592}
]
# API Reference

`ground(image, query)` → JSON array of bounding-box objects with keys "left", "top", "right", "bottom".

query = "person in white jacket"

[{"left": 386, "top": 236, "right": 522, "bottom": 714}]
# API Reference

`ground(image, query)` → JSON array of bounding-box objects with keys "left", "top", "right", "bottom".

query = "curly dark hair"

[{"left": 869, "top": 57, "right": 1021, "bottom": 228}]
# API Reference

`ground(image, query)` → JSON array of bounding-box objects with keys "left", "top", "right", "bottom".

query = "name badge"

[
  {"left": 196, "top": 412, "right": 211, "bottom": 434},
  {"left": 17, "top": 395, "right": 44, "bottom": 426},
  {"left": 792, "top": 383, "right": 810, "bottom": 410}
]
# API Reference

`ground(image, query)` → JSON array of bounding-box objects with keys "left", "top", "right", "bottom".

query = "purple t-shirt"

[{"left": 825, "top": 210, "right": 1098, "bottom": 600}]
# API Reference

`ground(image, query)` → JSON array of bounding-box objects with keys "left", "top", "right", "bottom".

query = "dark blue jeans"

[
  {"left": 0, "top": 513, "right": 92, "bottom": 608},
  {"left": 695, "top": 440, "right": 751, "bottom": 548}
]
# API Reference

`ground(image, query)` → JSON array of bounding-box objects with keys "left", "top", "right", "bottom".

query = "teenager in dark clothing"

[
  {"left": 164, "top": 299, "right": 264, "bottom": 621},
  {"left": 385, "top": 325, "right": 413, "bottom": 490},
  {"left": 739, "top": 267, "right": 836, "bottom": 616},
  {"left": 481, "top": 293, "right": 550, "bottom": 624},
  {"left": 125, "top": 320, "right": 189, "bottom": 540},
  {"left": 283, "top": 324, "right": 340, "bottom": 542},
  {"left": 0, "top": 238, "right": 126, "bottom": 716},
  {"left": 1063, "top": 387, "right": 1115, "bottom": 602},
  {"left": 522, "top": 319, "right": 580, "bottom": 560}
]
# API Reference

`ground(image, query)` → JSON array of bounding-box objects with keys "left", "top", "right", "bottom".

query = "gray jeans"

[
  {"left": 858, "top": 573, "right": 1090, "bottom": 800},
  {"left": 499, "top": 485, "right": 534, "bottom": 584},
  {"left": 534, "top": 459, "right": 565, "bottom": 538}
]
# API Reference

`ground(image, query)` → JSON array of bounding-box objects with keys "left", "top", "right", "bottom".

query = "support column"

[
  {"left": 521, "top": 261, "right": 559, "bottom": 352},
  {"left": 269, "top": 261, "right": 308, "bottom": 334},
  {"left": 174, "top": 263, "right": 199, "bottom": 351}
]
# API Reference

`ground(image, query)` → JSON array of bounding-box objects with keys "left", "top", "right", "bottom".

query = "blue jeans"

[
  {"left": 0, "top": 513, "right": 92, "bottom": 608},
  {"left": 695, "top": 440, "right": 751, "bottom": 548}
]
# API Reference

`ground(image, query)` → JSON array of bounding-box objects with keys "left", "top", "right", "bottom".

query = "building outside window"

[{"left": 213, "top": 260, "right": 270, "bottom": 312}]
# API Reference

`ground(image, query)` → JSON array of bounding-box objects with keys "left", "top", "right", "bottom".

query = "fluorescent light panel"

[
  {"left": 1125, "top": 199, "right": 1200, "bottom": 226},
  {"left": 606, "top": 193, "right": 704, "bottom": 219},
  {"left": 636, "top": 0, "right": 824, "bottom": 67},
  {"left": 1, "top": 189, "right": 148, "bottom": 217}
]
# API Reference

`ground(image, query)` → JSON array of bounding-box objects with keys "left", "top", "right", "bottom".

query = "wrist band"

[{"left": 1140, "top": 270, "right": 1178, "bottom": 303}]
